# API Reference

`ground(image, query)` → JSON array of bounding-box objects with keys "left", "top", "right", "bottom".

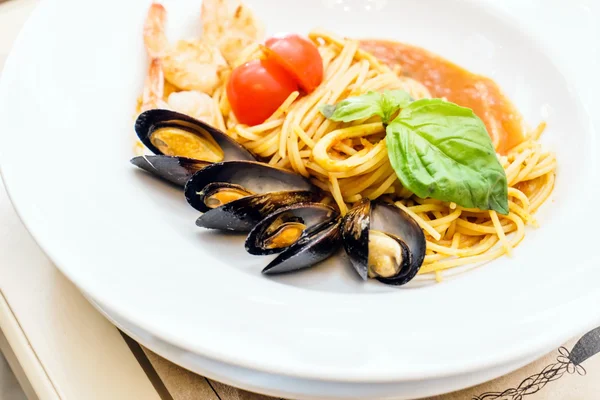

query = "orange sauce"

[{"left": 360, "top": 40, "right": 525, "bottom": 154}]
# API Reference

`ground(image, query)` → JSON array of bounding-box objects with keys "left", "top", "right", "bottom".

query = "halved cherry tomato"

[
  {"left": 227, "top": 59, "right": 298, "bottom": 126},
  {"left": 265, "top": 34, "right": 324, "bottom": 93}
]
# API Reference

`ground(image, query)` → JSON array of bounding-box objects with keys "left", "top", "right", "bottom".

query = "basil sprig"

[
  {"left": 319, "top": 90, "right": 412, "bottom": 124},
  {"left": 319, "top": 90, "right": 509, "bottom": 214}
]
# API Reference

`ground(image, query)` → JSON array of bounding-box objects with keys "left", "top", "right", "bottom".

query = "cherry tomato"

[
  {"left": 227, "top": 59, "right": 298, "bottom": 126},
  {"left": 265, "top": 34, "right": 324, "bottom": 93}
]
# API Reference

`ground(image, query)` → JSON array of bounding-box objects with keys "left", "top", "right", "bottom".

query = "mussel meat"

[
  {"left": 341, "top": 199, "right": 426, "bottom": 286},
  {"left": 262, "top": 218, "right": 343, "bottom": 275},
  {"left": 131, "top": 109, "right": 255, "bottom": 184},
  {"left": 185, "top": 161, "right": 323, "bottom": 231},
  {"left": 130, "top": 155, "right": 211, "bottom": 187},
  {"left": 135, "top": 109, "right": 254, "bottom": 161},
  {"left": 245, "top": 203, "right": 339, "bottom": 255},
  {"left": 195, "top": 191, "right": 322, "bottom": 232}
]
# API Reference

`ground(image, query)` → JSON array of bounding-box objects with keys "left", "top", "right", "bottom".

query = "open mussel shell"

[
  {"left": 130, "top": 155, "right": 210, "bottom": 187},
  {"left": 184, "top": 161, "right": 319, "bottom": 212},
  {"left": 135, "top": 109, "right": 255, "bottom": 162},
  {"left": 340, "top": 199, "right": 371, "bottom": 279},
  {"left": 196, "top": 190, "right": 322, "bottom": 232},
  {"left": 245, "top": 202, "right": 339, "bottom": 255},
  {"left": 262, "top": 218, "right": 342, "bottom": 275},
  {"left": 341, "top": 199, "right": 426, "bottom": 286}
]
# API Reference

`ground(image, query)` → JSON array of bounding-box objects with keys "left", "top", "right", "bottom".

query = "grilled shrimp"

[
  {"left": 140, "top": 56, "right": 216, "bottom": 123},
  {"left": 141, "top": 58, "right": 169, "bottom": 112},
  {"left": 201, "top": 0, "right": 264, "bottom": 64},
  {"left": 143, "top": 2, "right": 228, "bottom": 95},
  {"left": 166, "top": 90, "right": 215, "bottom": 124},
  {"left": 143, "top": 3, "right": 168, "bottom": 59},
  {"left": 161, "top": 40, "right": 227, "bottom": 93}
]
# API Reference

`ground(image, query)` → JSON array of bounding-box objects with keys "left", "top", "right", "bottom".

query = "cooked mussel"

[
  {"left": 245, "top": 203, "right": 339, "bottom": 255},
  {"left": 185, "top": 161, "right": 318, "bottom": 211},
  {"left": 135, "top": 109, "right": 255, "bottom": 162},
  {"left": 185, "top": 161, "right": 323, "bottom": 231},
  {"left": 130, "top": 155, "right": 211, "bottom": 187},
  {"left": 132, "top": 110, "right": 255, "bottom": 184},
  {"left": 341, "top": 199, "right": 426, "bottom": 286},
  {"left": 262, "top": 218, "right": 342, "bottom": 275},
  {"left": 195, "top": 191, "right": 322, "bottom": 232},
  {"left": 199, "top": 182, "right": 254, "bottom": 209}
]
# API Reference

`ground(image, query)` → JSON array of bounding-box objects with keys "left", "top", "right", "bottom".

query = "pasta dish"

[{"left": 131, "top": 0, "right": 556, "bottom": 285}]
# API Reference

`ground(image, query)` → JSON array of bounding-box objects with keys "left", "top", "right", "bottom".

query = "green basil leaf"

[
  {"left": 380, "top": 90, "right": 413, "bottom": 123},
  {"left": 386, "top": 99, "right": 508, "bottom": 214},
  {"left": 318, "top": 91, "right": 381, "bottom": 123},
  {"left": 319, "top": 104, "right": 338, "bottom": 119},
  {"left": 318, "top": 90, "right": 413, "bottom": 124}
]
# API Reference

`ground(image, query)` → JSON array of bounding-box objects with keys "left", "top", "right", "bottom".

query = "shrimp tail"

[
  {"left": 144, "top": 3, "right": 169, "bottom": 59},
  {"left": 141, "top": 58, "right": 167, "bottom": 112},
  {"left": 201, "top": 0, "right": 229, "bottom": 40}
]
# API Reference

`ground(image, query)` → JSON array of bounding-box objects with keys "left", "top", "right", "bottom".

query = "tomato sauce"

[{"left": 360, "top": 40, "right": 525, "bottom": 154}]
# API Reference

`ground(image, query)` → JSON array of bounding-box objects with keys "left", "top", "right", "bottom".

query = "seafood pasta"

[{"left": 132, "top": 0, "right": 556, "bottom": 284}]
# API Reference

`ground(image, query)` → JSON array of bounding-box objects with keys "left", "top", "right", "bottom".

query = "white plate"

[
  {"left": 88, "top": 294, "right": 551, "bottom": 400},
  {"left": 1, "top": 0, "right": 599, "bottom": 389}
]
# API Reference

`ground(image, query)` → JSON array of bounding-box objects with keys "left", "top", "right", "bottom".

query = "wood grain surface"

[{"left": 136, "top": 336, "right": 600, "bottom": 400}]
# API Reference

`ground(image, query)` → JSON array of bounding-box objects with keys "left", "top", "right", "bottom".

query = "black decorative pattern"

[{"left": 473, "top": 345, "right": 588, "bottom": 400}]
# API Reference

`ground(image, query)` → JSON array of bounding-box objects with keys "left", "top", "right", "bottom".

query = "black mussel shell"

[
  {"left": 185, "top": 161, "right": 319, "bottom": 212},
  {"left": 340, "top": 198, "right": 372, "bottom": 280},
  {"left": 196, "top": 191, "right": 322, "bottom": 232},
  {"left": 262, "top": 218, "right": 342, "bottom": 275},
  {"left": 135, "top": 109, "right": 255, "bottom": 162},
  {"left": 130, "top": 155, "right": 210, "bottom": 187},
  {"left": 245, "top": 202, "right": 339, "bottom": 255},
  {"left": 341, "top": 199, "right": 426, "bottom": 286}
]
